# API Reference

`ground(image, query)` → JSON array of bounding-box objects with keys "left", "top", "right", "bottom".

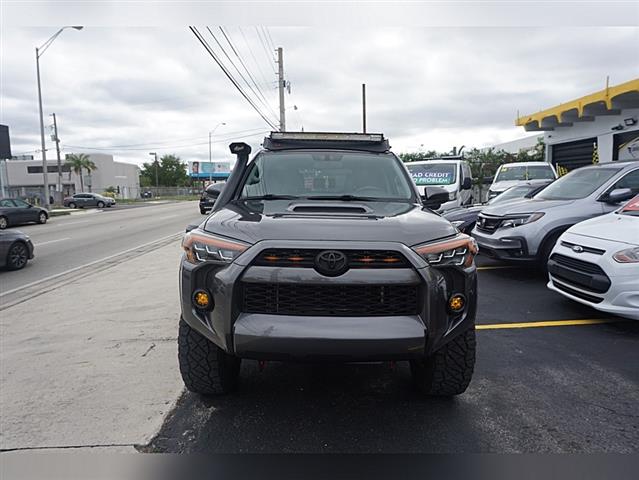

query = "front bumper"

[
  {"left": 471, "top": 228, "right": 532, "bottom": 262},
  {"left": 180, "top": 239, "right": 477, "bottom": 361}
]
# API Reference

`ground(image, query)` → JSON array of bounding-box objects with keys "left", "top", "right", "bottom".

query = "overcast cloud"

[{"left": 2, "top": 25, "right": 638, "bottom": 166}]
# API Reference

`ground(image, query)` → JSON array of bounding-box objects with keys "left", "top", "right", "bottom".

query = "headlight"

[
  {"left": 502, "top": 212, "right": 544, "bottom": 228},
  {"left": 448, "top": 191, "right": 457, "bottom": 201},
  {"left": 613, "top": 247, "right": 639, "bottom": 263},
  {"left": 182, "top": 229, "right": 249, "bottom": 265},
  {"left": 413, "top": 234, "right": 478, "bottom": 267}
]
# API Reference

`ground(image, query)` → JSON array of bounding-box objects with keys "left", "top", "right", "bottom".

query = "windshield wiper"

[{"left": 241, "top": 194, "right": 301, "bottom": 201}]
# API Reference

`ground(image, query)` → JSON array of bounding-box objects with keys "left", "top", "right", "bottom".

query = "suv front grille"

[
  {"left": 253, "top": 249, "right": 409, "bottom": 269},
  {"left": 241, "top": 283, "right": 419, "bottom": 316},
  {"left": 476, "top": 215, "right": 502, "bottom": 234}
]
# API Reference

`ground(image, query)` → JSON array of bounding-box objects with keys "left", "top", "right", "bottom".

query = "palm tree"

[
  {"left": 83, "top": 158, "right": 98, "bottom": 192},
  {"left": 65, "top": 153, "right": 89, "bottom": 192}
]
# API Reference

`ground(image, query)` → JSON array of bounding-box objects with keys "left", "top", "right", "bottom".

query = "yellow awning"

[{"left": 516, "top": 78, "right": 639, "bottom": 131}]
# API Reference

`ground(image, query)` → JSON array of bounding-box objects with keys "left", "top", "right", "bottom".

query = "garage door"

[{"left": 551, "top": 138, "right": 597, "bottom": 175}]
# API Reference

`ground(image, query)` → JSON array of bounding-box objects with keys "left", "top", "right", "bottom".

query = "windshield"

[
  {"left": 239, "top": 151, "right": 414, "bottom": 201},
  {"left": 535, "top": 167, "right": 619, "bottom": 200},
  {"left": 495, "top": 165, "right": 555, "bottom": 182},
  {"left": 405, "top": 163, "right": 457, "bottom": 186},
  {"left": 619, "top": 195, "right": 639, "bottom": 217},
  {"left": 488, "top": 184, "right": 538, "bottom": 204}
]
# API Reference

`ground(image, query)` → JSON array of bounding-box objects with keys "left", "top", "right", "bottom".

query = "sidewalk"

[{"left": 0, "top": 242, "right": 184, "bottom": 452}]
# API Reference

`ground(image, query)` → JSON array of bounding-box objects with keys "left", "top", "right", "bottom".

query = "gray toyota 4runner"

[{"left": 179, "top": 132, "right": 478, "bottom": 396}]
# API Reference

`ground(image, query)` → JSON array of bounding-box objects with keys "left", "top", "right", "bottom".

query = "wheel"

[
  {"left": 0, "top": 216, "right": 7, "bottom": 229},
  {"left": 37, "top": 212, "right": 48, "bottom": 224},
  {"left": 539, "top": 231, "right": 563, "bottom": 272},
  {"left": 97, "top": 201, "right": 105, "bottom": 208},
  {"left": 178, "top": 317, "right": 241, "bottom": 395},
  {"left": 68, "top": 202, "right": 76, "bottom": 209},
  {"left": 410, "top": 326, "right": 476, "bottom": 396},
  {"left": 200, "top": 208, "right": 208, "bottom": 215},
  {"left": 6, "top": 241, "right": 29, "bottom": 270}
]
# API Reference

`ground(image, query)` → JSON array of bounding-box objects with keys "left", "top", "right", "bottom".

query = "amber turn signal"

[
  {"left": 448, "top": 294, "right": 466, "bottom": 313},
  {"left": 193, "top": 289, "right": 213, "bottom": 310}
]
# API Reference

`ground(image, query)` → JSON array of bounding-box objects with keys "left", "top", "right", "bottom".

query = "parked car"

[
  {"left": 199, "top": 182, "right": 225, "bottom": 214},
  {"left": 487, "top": 161, "right": 557, "bottom": 200},
  {"left": 472, "top": 161, "right": 639, "bottom": 267},
  {"left": 547, "top": 195, "right": 639, "bottom": 320},
  {"left": 443, "top": 180, "right": 553, "bottom": 234},
  {"left": 63, "top": 193, "right": 116, "bottom": 209},
  {"left": 404, "top": 159, "right": 474, "bottom": 211},
  {"left": 0, "top": 198, "right": 49, "bottom": 229},
  {"left": 179, "top": 132, "right": 478, "bottom": 397},
  {"left": 0, "top": 230, "right": 34, "bottom": 270}
]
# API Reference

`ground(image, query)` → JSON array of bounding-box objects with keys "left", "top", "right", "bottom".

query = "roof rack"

[{"left": 263, "top": 131, "right": 390, "bottom": 153}]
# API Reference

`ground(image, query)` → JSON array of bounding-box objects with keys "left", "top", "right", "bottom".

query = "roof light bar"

[{"left": 270, "top": 132, "right": 385, "bottom": 143}]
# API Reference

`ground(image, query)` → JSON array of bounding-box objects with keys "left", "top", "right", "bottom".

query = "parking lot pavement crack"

[{"left": 582, "top": 402, "right": 639, "bottom": 419}]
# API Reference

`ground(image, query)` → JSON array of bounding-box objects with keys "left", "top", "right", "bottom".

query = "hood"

[
  {"left": 489, "top": 180, "right": 521, "bottom": 193},
  {"left": 567, "top": 213, "right": 639, "bottom": 246},
  {"left": 204, "top": 200, "right": 457, "bottom": 246},
  {"left": 442, "top": 205, "right": 484, "bottom": 221},
  {"left": 481, "top": 197, "right": 574, "bottom": 216}
]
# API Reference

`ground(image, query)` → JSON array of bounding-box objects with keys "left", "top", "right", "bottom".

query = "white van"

[
  {"left": 405, "top": 159, "right": 474, "bottom": 211},
  {"left": 488, "top": 161, "right": 557, "bottom": 200}
]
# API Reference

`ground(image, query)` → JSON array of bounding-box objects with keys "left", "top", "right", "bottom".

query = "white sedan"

[{"left": 547, "top": 195, "right": 639, "bottom": 320}]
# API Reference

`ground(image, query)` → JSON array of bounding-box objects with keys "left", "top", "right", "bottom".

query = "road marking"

[
  {"left": 46, "top": 220, "right": 93, "bottom": 228},
  {"left": 477, "top": 265, "right": 519, "bottom": 271},
  {"left": 476, "top": 318, "right": 622, "bottom": 330},
  {"left": 34, "top": 237, "right": 71, "bottom": 247},
  {"left": 0, "top": 231, "right": 183, "bottom": 299}
]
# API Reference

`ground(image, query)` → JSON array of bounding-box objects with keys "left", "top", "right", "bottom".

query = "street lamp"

[
  {"left": 208, "top": 122, "right": 226, "bottom": 183},
  {"left": 149, "top": 152, "right": 159, "bottom": 189},
  {"left": 35, "top": 26, "right": 83, "bottom": 210}
]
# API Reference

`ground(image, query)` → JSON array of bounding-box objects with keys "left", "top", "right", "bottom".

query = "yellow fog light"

[
  {"left": 448, "top": 294, "right": 466, "bottom": 313},
  {"left": 193, "top": 289, "right": 213, "bottom": 310}
]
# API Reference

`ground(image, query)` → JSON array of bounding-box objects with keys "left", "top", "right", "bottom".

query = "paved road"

[
  {"left": 148, "top": 257, "right": 639, "bottom": 453},
  {"left": 0, "top": 201, "right": 203, "bottom": 294}
]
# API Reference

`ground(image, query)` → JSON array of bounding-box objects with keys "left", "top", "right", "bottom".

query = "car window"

[
  {"left": 535, "top": 167, "right": 620, "bottom": 200},
  {"left": 12, "top": 199, "right": 30, "bottom": 208},
  {"left": 405, "top": 162, "right": 457, "bottom": 186},
  {"left": 240, "top": 151, "right": 414, "bottom": 200},
  {"left": 609, "top": 168, "right": 639, "bottom": 195},
  {"left": 495, "top": 165, "right": 555, "bottom": 181},
  {"left": 0, "top": 199, "right": 15, "bottom": 207}
]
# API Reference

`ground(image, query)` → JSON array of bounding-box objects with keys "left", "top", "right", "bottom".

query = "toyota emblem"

[
  {"left": 572, "top": 245, "right": 584, "bottom": 253},
  {"left": 314, "top": 250, "right": 349, "bottom": 277}
]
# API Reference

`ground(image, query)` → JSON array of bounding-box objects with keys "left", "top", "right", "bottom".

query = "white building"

[
  {"left": 3, "top": 153, "right": 140, "bottom": 201},
  {"left": 482, "top": 135, "right": 543, "bottom": 155},
  {"left": 517, "top": 78, "right": 639, "bottom": 172}
]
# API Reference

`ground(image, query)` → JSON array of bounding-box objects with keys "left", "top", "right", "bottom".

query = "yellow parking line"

[
  {"left": 476, "top": 318, "right": 622, "bottom": 330},
  {"left": 476, "top": 265, "right": 518, "bottom": 271}
]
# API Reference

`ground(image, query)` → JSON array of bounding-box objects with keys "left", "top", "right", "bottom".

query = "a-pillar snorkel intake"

[{"left": 211, "top": 142, "right": 252, "bottom": 213}]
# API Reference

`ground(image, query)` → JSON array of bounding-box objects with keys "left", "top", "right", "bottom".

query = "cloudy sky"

[{"left": 2, "top": 21, "right": 638, "bottom": 166}]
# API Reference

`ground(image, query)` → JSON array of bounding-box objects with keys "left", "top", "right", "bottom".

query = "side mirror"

[
  {"left": 185, "top": 223, "right": 199, "bottom": 233},
  {"left": 462, "top": 177, "right": 472, "bottom": 190},
  {"left": 421, "top": 186, "right": 449, "bottom": 211},
  {"left": 482, "top": 176, "right": 494, "bottom": 185},
  {"left": 205, "top": 183, "right": 225, "bottom": 199},
  {"left": 27, "top": 204, "right": 33, "bottom": 208},
  {"left": 603, "top": 188, "right": 633, "bottom": 204}
]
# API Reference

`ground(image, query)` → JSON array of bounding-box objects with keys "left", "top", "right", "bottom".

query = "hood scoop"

[{"left": 288, "top": 202, "right": 372, "bottom": 214}]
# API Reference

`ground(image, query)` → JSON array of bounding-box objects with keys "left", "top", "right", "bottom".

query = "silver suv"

[{"left": 471, "top": 161, "right": 639, "bottom": 266}]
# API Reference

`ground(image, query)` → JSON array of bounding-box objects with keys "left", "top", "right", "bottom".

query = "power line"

[
  {"left": 255, "top": 26, "right": 277, "bottom": 74},
  {"left": 262, "top": 26, "right": 277, "bottom": 52},
  {"left": 189, "top": 26, "right": 278, "bottom": 130},
  {"left": 238, "top": 26, "right": 275, "bottom": 90}
]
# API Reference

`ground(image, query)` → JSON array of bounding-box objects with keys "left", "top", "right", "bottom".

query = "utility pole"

[
  {"left": 277, "top": 47, "right": 286, "bottom": 132},
  {"left": 149, "top": 152, "right": 158, "bottom": 189},
  {"left": 362, "top": 83, "right": 367, "bottom": 133},
  {"left": 51, "top": 113, "right": 62, "bottom": 203},
  {"left": 36, "top": 46, "right": 50, "bottom": 209}
]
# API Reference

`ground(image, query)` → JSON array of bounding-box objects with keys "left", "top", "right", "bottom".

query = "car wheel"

[
  {"left": 538, "top": 231, "right": 563, "bottom": 272},
  {"left": 6, "top": 241, "right": 29, "bottom": 270},
  {"left": 410, "top": 326, "right": 476, "bottom": 396},
  {"left": 200, "top": 208, "right": 207, "bottom": 215},
  {"left": 37, "top": 212, "right": 48, "bottom": 224},
  {"left": 68, "top": 202, "right": 76, "bottom": 209},
  {"left": 178, "top": 317, "right": 241, "bottom": 395},
  {"left": 97, "top": 201, "right": 105, "bottom": 208},
  {"left": 0, "top": 216, "right": 7, "bottom": 229}
]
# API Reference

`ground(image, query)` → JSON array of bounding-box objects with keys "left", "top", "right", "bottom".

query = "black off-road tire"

[
  {"left": 410, "top": 326, "right": 476, "bottom": 396},
  {"left": 178, "top": 318, "right": 241, "bottom": 395}
]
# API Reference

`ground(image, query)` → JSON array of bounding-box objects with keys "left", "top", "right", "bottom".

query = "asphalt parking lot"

[{"left": 146, "top": 255, "right": 639, "bottom": 453}]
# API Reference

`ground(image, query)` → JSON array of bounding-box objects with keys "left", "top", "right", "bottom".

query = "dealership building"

[{"left": 517, "top": 78, "right": 639, "bottom": 172}]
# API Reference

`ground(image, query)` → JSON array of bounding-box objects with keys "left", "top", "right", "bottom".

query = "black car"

[
  {"left": 178, "top": 132, "right": 478, "bottom": 397},
  {"left": 443, "top": 180, "right": 553, "bottom": 234},
  {"left": 199, "top": 182, "right": 225, "bottom": 214},
  {"left": 0, "top": 230, "right": 34, "bottom": 270},
  {"left": 0, "top": 198, "right": 49, "bottom": 230}
]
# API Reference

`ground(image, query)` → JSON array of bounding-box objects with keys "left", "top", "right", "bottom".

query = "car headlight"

[
  {"left": 182, "top": 229, "right": 250, "bottom": 264},
  {"left": 448, "top": 191, "right": 457, "bottom": 201},
  {"left": 413, "top": 234, "right": 478, "bottom": 267},
  {"left": 502, "top": 212, "right": 544, "bottom": 228},
  {"left": 613, "top": 247, "right": 639, "bottom": 263}
]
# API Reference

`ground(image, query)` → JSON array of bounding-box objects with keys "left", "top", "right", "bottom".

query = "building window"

[{"left": 27, "top": 165, "right": 71, "bottom": 174}]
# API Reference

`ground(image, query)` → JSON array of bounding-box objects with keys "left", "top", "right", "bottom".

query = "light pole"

[
  {"left": 208, "top": 122, "right": 226, "bottom": 183},
  {"left": 149, "top": 152, "right": 159, "bottom": 190},
  {"left": 35, "top": 26, "right": 83, "bottom": 210}
]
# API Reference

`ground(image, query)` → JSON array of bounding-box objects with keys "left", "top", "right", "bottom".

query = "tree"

[
  {"left": 65, "top": 153, "right": 90, "bottom": 192},
  {"left": 139, "top": 154, "right": 188, "bottom": 187},
  {"left": 399, "top": 150, "right": 442, "bottom": 163},
  {"left": 83, "top": 158, "right": 98, "bottom": 192}
]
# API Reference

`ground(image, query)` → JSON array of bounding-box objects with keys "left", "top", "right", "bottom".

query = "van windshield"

[
  {"left": 495, "top": 165, "right": 555, "bottom": 181},
  {"left": 239, "top": 151, "right": 415, "bottom": 201},
  {"left": 534, "top": 167, "right": 619, "bottom": 200},
  {"left": 405, "top": 163, "right": 457, "bottom": 186}
]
